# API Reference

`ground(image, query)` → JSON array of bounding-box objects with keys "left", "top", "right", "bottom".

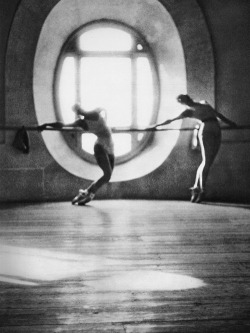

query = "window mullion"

[
  {"left": 75, "top": 55, "right": 82, "bottom": 148},
  {"left": 76, "top": 55, "right": 81, "bottom": 106},
  {"left": 131, "top": 55, "right": 138, "bottom": 148}
]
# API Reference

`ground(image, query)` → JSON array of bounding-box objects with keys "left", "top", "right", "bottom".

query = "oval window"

[{"left": 54, "top": 20, "right": 159, "bottom": 164}]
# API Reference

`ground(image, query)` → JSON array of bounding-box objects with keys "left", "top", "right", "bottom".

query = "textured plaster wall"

[
  {"left": 196, "top": 0, "right": 250, "bottom": 202},
  {"left": 0, "top": 0, "right": 21, "bottom": 143},
  {"left": 0, "top": 0, "right": 249, "bottom": 203}
]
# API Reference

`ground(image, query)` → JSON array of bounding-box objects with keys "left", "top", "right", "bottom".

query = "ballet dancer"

[
  {"left": 38, "top": 104, "right": 114, "bottom": 205},
  {"left": 150, "top": 94, "right": 237, "bottom": 203}
]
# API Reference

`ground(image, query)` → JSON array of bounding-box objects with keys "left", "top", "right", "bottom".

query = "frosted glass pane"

[
  {"left": 81, "top": 133, "right": 131, "bottom": 157},
  {"left": 80, "top": 57, "right": 132, "bottom": 127},
  {"left": 79, "top": 28, "right": 133, "bottom": 52},
  {"left": 136, "top": 57, "right": 154, "bottom": 127},
  {"left": 58, "top": 57, "right": 76, "bottom": 123},
  {"left": 81, "top": 133, "right": 96, "bottom": 154},
  {"left": 113, "top": 134, "right": 131, "bottom": 156}
]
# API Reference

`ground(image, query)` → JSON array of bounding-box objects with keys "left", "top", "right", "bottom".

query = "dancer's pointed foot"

[
  {"left": 194, "top": 190, "right": 205, "bottom": 203},
  {"left": 189, "top": 186, "right": 200, "bottom": 203},
  {"left": 72, "top": 189, "right": 95, "bottom": 205},
  {"left": 77, "top": 191, "right": 95, "bottom": 205}
]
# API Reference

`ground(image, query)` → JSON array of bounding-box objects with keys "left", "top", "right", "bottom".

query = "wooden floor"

[{"left": 0, "top": 200, "right": 250, "bottom": 333}]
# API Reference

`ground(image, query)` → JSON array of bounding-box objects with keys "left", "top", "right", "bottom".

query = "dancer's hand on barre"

[
  {"left": 146, "top": 124, "right": 158, "bottom": 130},
  {"left": 37, "top": 122, "right": 64, "bottom": 132},
  {"left": 150, "top": 119, "right": 172, "bottom": 129},
  {"left": 146, "top": 119, "right": 172, "bottom": 130},
  {"left": 37, "top": 124, "right": 47, "bottom": 132}
]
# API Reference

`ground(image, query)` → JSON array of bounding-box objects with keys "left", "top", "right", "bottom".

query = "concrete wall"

[
  {"left": 196, "top": 0, "right": 250, "bottom": 202},
  {"left": 0, "top": 0, "right": 249, "bottom": 203},
  {"left": 0, "top": 0, "right": 21, "bottom": 143}
]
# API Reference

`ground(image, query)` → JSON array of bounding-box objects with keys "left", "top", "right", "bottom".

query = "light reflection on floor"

[
  {"left": 0, "top": 244, "right": 117, "bottom": 286},
  {"left": 86, "top": 270, "right": 206, "bottom": 291},
  {"left": 0, "top": 245, "right": 206, "bottom": 291}
]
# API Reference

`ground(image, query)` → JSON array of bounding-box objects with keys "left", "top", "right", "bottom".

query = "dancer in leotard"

[
  {"left": 150, "top": 94, "right": 237, "bottom": 203},
  {"left": 38, "top": 104, "right": 114, "bottom": 205}
]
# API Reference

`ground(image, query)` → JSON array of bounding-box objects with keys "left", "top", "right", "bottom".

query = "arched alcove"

[{"left": 6, "top": 0, "right": 214, "bottom": 182}]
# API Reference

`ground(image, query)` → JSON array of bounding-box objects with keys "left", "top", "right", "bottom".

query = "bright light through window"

[
  {"left": 79, "top": 27, "right": 133, "bottom": 52},
  {"left": 137, "top": 57, "right": 154, "bottom": 127},
  {"left": 80, "top": 57, "right": 132, "bottom": 126},
  {"left": 80, "top": 57, "right": 132, "bottom": 155},
  {"left": 82, "top": 133, "right": 131, "bottom": 157},
  {"left": 58, "top": 57, "right": 76, "bottom": 123},
  {"left": 81, "top": 133, "right": 96, "bottom": 155},
  {"left": 56, "top": 22, "right": 159, "bottom": 164}
]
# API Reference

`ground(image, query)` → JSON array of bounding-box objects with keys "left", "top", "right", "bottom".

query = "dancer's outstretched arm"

[
  {"left": 37, "top": 119, "right": 84, "bottom": 131},
  {"left": 147, "top": 110, "right": 190, "bottom": 129}
]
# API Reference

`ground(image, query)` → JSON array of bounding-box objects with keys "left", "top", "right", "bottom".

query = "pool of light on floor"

[
  {"left": 0, "top": 245, "right": 206, "bottom": 290},
  {"left": 86, "top": 270, "right": 206, "bottom": 291}
]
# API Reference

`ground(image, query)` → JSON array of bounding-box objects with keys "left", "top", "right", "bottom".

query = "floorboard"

[{"left": 0, "top": 200, "right": 249, "bottom": 332}]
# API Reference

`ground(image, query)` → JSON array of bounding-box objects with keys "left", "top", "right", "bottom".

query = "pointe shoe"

[
  {"left": 194, "top": 190, "right": 205, "bottom": 203},
  {"left": 77, "top": 191, "right": 95, "bottom": 205},
  {"left": 190, "top": 187, "right": 200, "bottom": 203},
  {"left": 72, "top": 189, "right": 89, "bottom": 205}
]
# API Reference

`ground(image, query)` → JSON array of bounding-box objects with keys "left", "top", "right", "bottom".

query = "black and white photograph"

[{"left": 0, "top": 0, "right": 250, "bottom": 332}]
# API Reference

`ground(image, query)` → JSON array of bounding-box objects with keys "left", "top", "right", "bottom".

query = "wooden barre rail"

[{"left": 0, "top": 125, "right": 250, "bottom": 133}]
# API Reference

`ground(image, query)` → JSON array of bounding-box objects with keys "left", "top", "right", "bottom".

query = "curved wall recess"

[
  {"left": 33, "top": 0, "right": 186, "bottom": 181},
  {"left": 6, "top": 0, "right": 214, "bottom": 182}
]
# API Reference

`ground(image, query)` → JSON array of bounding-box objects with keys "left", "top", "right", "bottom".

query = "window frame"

[{"left": 53, "top": 20, "right": 160, "bottom": 165}]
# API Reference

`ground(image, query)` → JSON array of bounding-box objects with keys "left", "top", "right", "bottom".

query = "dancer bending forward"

[
  {"left": 151, "top": 94, "right": 237, "bottom": 203},
  {"left": 38, "top": 104, "right": 114, "bottom": 205}
]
